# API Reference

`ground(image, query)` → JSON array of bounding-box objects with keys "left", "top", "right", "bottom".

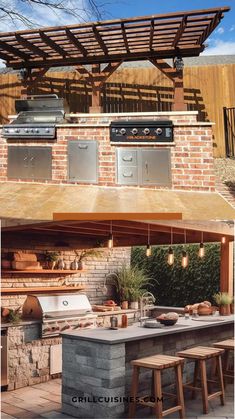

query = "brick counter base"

[{"left": 0, "top": 112, "right": 215, "bottom": 192}]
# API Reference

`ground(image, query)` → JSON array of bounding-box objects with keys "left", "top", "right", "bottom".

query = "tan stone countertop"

[{"left": 61, "top": 315, "right": 234, "bottom": 344}]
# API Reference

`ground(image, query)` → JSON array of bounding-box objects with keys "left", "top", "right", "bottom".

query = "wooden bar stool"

[
  {"left": 213, "top": 339, "right": 234, "bottom": 383},
  {"left": 177, "top": 346, "right": 225, "bottom": 414},
  {"left": 128, "top": 354, "right": 185, "bottom": 419}
]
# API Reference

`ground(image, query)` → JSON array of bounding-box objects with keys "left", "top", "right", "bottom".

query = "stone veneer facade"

[
  {"left": 62, "top": 323, "right": 233, "bottom": 418},
  {"left": 0, "top": 111, "right": 215, "bottom": 191}
]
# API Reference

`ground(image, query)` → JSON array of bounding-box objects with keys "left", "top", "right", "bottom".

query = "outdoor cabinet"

[
  {"left": 68, "top": 140, "right": 98, "bottom": 183},
  {"left": 8, "top": 146, "right": 52, "bottom": 180},
  {"left": 116, "top": 147, "right": 171, "bottom": 186}
]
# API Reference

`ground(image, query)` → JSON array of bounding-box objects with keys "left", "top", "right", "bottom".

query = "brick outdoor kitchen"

[{"left": 0, "top": 111, "right": 215, "bottom": 192}]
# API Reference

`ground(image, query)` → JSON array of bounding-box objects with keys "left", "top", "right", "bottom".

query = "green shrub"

[{"left": 131, "top": 244, "right": 220, "bottom": 307}]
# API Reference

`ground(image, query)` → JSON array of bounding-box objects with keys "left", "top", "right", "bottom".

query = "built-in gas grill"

[
  {"left": 2, "top": 94, "right": 65, "bottom": 139},
  {"left": 22, "top": 293, "right": 97, "bottom": 337},
  {"left": 110, "top": 120, "right": 173, "bottom": 143}
]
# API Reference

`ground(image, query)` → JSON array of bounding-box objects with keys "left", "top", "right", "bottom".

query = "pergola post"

[
  {"left": 220, "top": 240, "right": 234, "bottom": 295},
  {"left": 172, "top": 71, "right": 187, "bottom": 111}
]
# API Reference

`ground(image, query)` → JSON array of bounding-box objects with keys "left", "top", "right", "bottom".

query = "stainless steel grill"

[
  {"left": 2, "top": 94, "right": 65, "bottom": 139},
  {"left": 22, "top": 293, "right": 97, "bottom": 337}
]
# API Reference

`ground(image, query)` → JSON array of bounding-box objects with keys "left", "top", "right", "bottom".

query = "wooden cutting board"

[{"left": 92, "top": 305, "right": 121, "bottom": 312}]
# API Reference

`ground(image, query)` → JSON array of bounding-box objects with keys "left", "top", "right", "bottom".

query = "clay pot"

[
  {"left": 219, "top": 304, "right": 231, "bottom": 316},
  {"left": 78, "top": 260, "right": 85, "bottom": 270},
  {"left": 121, "top": 301, "right": 128, "bottom": 310}
]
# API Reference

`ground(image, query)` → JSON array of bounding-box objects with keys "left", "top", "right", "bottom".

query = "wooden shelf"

[
  {"left": 1, "top": 286, "right": 85, "bottom": 295},
  {"left": 1, "top": 269, "right": 86, "bottom": 275}
]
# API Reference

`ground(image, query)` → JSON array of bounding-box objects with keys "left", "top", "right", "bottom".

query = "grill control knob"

[
  {"left": 24, "top": 128, "right": 29, "bottom": 133},
  {"left": 35, "top": 129, "right": 39, "bottom": 133},
  {"left": 14, "top": 128, "right": 20, "bottom": 133},
  {"left": 30, "top": 128, "right": 34, "bottom": 133},
  {"left": 143, "top": 128, "right": 150, "bottom": 135},
  {"left": 120, "top": 128, "right": 126, "bottom": 135},
  {"left": 4, "top": 129, "right": 8, "bottom": 133},
  {"left": 131, "top": 128, "right": 138, "bottom": 135},
  {"left": 156, "top": 128, "right": 163, "bottom": 135},
  {"left": 45, "top": 128, "right": 50, "bottom": 133}
]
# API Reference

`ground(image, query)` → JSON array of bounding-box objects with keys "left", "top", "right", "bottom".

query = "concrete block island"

[{"left": 61, "top": 315, "right": 234, "bottom": 418}]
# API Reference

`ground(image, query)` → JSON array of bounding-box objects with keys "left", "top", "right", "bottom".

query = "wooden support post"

[
  {"left": 89, "top": 64, "right": 103, "bottom": 113},
  {"left": 220, "top": 240, "right": 234, "bottom": 294},
  {"left": 172, "top": 70, "right": 187, "bottom": 111}
]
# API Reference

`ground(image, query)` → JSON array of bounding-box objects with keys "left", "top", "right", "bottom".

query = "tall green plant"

[
  {"left": 114, "top": 264, "right": 155, "bottom": 303},
  {"left": 131, "top": 244, "right": 220, "bottom": 307}
]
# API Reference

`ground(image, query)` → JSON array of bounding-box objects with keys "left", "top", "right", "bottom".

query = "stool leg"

[
  {"left": 223, "top": 350, "right": 230, "bottom": 387},
  {"left": 200, "top": 360, "right": 209, "bottom": 414},
  {"left": 216, "top": 355, "right": 225, "bottom": 406},
  {"left": 128, "top": 366, "right": 139, "bottom": 419},
  {"left": 175, "top": 364, "right": 185, "bottom": 419},
  {"left": 154, "top": 370, "right": 163, "bottom": 419},
  {"left": 191, "top": 360, "right": 199, "bottom": 400}
]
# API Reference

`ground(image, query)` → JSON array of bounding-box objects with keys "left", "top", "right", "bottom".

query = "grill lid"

[
  {"left": 22, "top": 293, "right": 92, "bottom": 319},
  {"left": 15, "top": 94, "right": 64, "bottom": 114}
]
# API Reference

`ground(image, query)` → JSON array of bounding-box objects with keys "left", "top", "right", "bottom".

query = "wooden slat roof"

[
  {"left": 0, "top": 6, "right": 230, "bottom": 70},
  {"left": 1, "top": 220, "right": 233, "bottom": 250}
]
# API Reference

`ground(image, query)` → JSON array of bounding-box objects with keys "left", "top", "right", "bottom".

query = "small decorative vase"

[
  {"left": 121, "top": 301, "right": 128, "bottom": 310},
  {"left": 78, "top": 260, "right": 84, "bottom": 270},
  {"left": 71, "top": 258, "right": 78, "bottom": 270},
  {"left": 57, "top": 258, "right": 65, "bottom": 270},
  {"left": 219, "top": 304, "right": 231, "bottom": 316},
  {"left": 51, "top": 261, "right": 56, "bottom": 270},
  {"left": 130, "top": 301, "right": 139, "bottom": 310}
]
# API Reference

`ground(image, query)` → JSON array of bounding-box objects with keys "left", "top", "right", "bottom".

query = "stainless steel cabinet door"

[
  {"left": 68, "top": 140, "right": 98, "bottom": 183},
  {"left": 29, "top": 147, "right": 52, "bottom": 180},
  {"left": 8, "top": 146, "right": 52, "bottom": 180},
  {"left": 117, "top": 148, "right": 138, "bottom": 166},
  {"left": 8, "top": 146, "right": 30, "bottom": 179},
  {"left": 141, "top": 149, "right": 171, "bottom": 186}
]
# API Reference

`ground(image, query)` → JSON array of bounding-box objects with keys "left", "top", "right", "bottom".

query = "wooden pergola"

[
  {"left": 0, "top": 6, "right": 230, "bottom": 112},
  {"left": 1, "top": 219, "right": 233, "bottom": 293}
]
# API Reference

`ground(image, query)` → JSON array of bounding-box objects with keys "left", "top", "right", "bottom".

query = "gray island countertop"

[{"left": 61, "top": 315, "right": 234, "bottom": 344}]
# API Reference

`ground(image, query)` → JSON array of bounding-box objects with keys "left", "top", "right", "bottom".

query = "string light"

[
  {"left": 146, "top": 224, "right": 152, "bottom": 257},
  {"left": 181, "top": 229, "right": 188, "bottom": 268},
  {"left": 199, "top": 231, "right": 205, "bottom": 258},
  {"left": 107, "top": 220, "right": 113, "bottom": 249},
  {"left": 167, "top": 228, "right": 174, "bottom": 265}
]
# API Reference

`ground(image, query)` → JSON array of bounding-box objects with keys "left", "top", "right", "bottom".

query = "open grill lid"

[
  {"left": 15, "top": 94, "right": 64, "bottom": 114},
  {"left": 22, "top": 293, "right": 92, "bottom": 319}
]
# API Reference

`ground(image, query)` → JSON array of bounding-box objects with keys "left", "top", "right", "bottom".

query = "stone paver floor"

[{"left": 1, "top": 378, "right": 234, "bottom": 419}]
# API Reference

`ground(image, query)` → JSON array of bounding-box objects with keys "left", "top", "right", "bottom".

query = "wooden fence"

[{"left": 0, "top": 63, "right": 234, "bottom": 157}]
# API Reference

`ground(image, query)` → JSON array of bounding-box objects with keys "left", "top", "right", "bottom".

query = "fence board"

[{"left": 0, "top": 63, "right": 234, "bottom": 157}]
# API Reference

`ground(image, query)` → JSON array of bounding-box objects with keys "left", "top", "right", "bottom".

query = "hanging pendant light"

[
  {"left": 107, "top": 220, "right": 113, "bottom": 249},
  {"left": 181, "top": 229, "right": 188, "bottom": 268},
  {"left": 167, "top": 228, "right": 174, "bottom": 265},
  {"left": 146, "top": 224, "right": 152, "bottom": 257},
  {"left": 199, "top": 231, "right": 205, "bottom": 258}
]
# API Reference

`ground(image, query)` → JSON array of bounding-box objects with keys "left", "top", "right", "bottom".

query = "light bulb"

[
  {"left": 221, "top": 236, "right": 226, "bottom": 244},
  {"left": 198, "top": 242, "right": 205, "bottom": 258},
  {"left": 182, "top": 250, "right": 188, "bottom": 268},
  {"left": 167, "top": 247, "right": 174, "bottom": 265},
  {"left": 146, "top": 244, "right": 152, "bottom": 257},
  {"left": 107, "top": 234, "right": 113, "bottom": 249}
]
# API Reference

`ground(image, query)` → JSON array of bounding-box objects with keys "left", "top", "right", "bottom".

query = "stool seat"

[
  {"left": 131, "top": 354, "right": 184, "bottom": 369},
  {"left": 177, "top": 346, "right": 225, "bottom": 414},
  {"left": 213, "top": 339, "right": 234, "bottom": 350},
  {"left": 177, "top": 346, "right": 224, "bottom": 359}
]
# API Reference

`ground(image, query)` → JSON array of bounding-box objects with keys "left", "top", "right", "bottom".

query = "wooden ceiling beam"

[
  {"left": 172, "top": 16, "right": 187, "bottom": 47},
  {"left": 149, "top": 19, "right": 155, "bottom": 50},
  {"left": 65, "top": 28, "right": 88, "bottom": 56},
  {"left": 199, "top": 11, "right": 223, "bottom": 44},
  {"left": 92, "top": 25, "right": 108, "bottom": 54},
  {"left": 0, "top": 40, "right": 29, "bottom": 61},
  {"left": 149, "top": 58, "right": 176, "bottom": 81},
  {"left": 39, "top": 31, "right": 68, "bottom": 57},
  {"left": 121, "top": 22, "right": 130, "bottom": 53},
  {"left": 15, "top": 34, "right": 48, "bottom": 58}
]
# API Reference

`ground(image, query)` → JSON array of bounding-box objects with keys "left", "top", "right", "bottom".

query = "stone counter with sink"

[{"left": 61, "top": 315, "right": 234, "bottom": 418}]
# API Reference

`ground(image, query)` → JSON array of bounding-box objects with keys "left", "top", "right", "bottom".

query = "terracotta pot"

[
  {"left": 219, "top": 304, "right": 231, "bottom": 316},
  {"left": 129, "top": 301, "right": 139, "bottom": 310},
  {"left": 78, "top": 260, "right": 85, "bottom": 270},
  {"left": 121, "top": 301, "right": 128, "bottom": 310}
]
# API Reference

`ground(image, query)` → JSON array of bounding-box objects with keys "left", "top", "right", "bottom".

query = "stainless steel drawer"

[
  {"left": 68, "top": 140, "right": 98, "bottom": 183},
  {"left": 117, "top": 166, "right": 138, "bottom": 185},
  {"left": 141, "top": 149, "right": 171, "bottom": 186},
  {"left": 116, "top": 148, "right": 138, "bottom": 166}
]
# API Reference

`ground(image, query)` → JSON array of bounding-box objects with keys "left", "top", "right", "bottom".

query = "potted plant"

[
  {"left": 115, "top": 264, "right": 152, "bottom": 310},
  {"left": 75, "top": 249, "right": 103, "bottom": 270},
  {"left": 213, "top": 292, "right": 233, "bottom": 316},
  {"left": 44, "top": 251, "right": 59, "bottom": 270}
]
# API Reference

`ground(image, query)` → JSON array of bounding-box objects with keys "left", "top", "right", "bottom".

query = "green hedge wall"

[{"left": 131, "top": 243, "right": 220, "bottom": 307}]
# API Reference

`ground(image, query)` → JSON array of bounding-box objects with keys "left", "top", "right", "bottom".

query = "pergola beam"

[
  {"left": 15, "top": 34, "right": 48, "bottom": 58},
  {"left": 65, "top": 28, "right": 88, "bottom": 56},
  {"left": 39, "top": 31, "right": 68, "bottom": 57}
]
